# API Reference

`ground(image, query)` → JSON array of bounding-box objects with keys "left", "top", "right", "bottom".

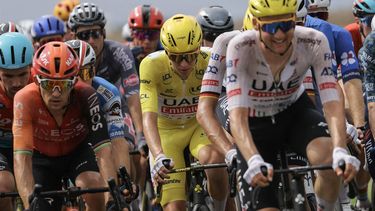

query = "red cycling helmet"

[
  {"left": 32, "top": 41, "right": 79, "bottom": 79},
  {"left": 128, "top": 5, "right": 164, "bottom": 30}
]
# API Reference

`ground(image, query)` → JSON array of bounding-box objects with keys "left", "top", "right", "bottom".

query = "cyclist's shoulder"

[
  {"left": 345, "top": 22, "right": 360, "bottom": 32},
  {"left": 14, "top": 83, "right": 39, "bottom": 102},
  {"left": 93, "top": 76, "right": 121, "bottom": 97},
  {"left": 305, "top": 15, "right": 333, "bottom": 33},
  {"left": 141, "top": 50, "right": 168, "bottom": 67},
  {"left": 214, "top": 30, "right": 241, "bottom": 45}
]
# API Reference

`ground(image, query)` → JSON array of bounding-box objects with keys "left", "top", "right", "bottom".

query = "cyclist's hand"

[
  {"left": 136, "top": 132, "right": 148, "bottom": 157},
  {"left": 243, "top": 154, "right": 273, "bottom": 187},
  {"left": 225, "top": 149, "right": 237, "bottom": 166},
  {"left": 151, "top": 154, "right": 174, "bottom": 185},
  {"left": 332, "top": 147, "right": 360, "bottom": 184},
  {"left": 121, "top": 183, "right": 139, "bottom": 202}
]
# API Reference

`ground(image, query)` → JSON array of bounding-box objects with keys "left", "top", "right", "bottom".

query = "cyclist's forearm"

[
  {"left": 229, "top": 108, "right": 259, "bottom": 161},
  {"left": 111, "top": 137, "right": 131, "bottom": 174},
  {"left": 96, "top": 145, "right": 118, "bottom": 184},
  {"left": 143, "top": 112, "right": 163, "bottom": 157},
  {"left": 344, "top": 78, "right": 366, "bottom": 127},
  {"left": 368, "top": 103, "right": 375, "bottom": 136},
  {"left": 197, "top": 98, "right": 233, "bottom": 154},
  {"left": 14, "top": 153, "right": 34, "bottom": 208},
  {"left": 323, "top": 99, "right": 347, "bottom": 148},
  {"left": 128, "top": 94, "right": 143, "bottom": 133}
]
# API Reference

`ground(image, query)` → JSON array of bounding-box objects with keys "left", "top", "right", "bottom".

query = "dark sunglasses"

[
  {"left": 76, "top": 29, "right": 103, "bottom": 41},
  {"left": 132, "top": 29, "right": 159, "bottom": 40},
  {"left": 258, "top": 19, "right": 296, "bottom": 35},
  {"left": 166, "top": 50, "right": 199, "bottom": 64},
  {"left": 203, "top": 31, "right": 226, "bottom": 42}
]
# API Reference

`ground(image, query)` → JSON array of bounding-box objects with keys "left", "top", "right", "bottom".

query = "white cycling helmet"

[
  {"left": 306, "top": 0, "right": 331, "bottom": 11},
  {"left": 371, "top": 15, "right": 375, "bottom": 30},
  {"left": 65, "top": 39, "right": 96, "bottom": 67},
  {"left": 121, "top": 23, "right": 132, "bottom": 41},
  {"left": 296, "top": 0, "right": 307, "bottom": 18}
]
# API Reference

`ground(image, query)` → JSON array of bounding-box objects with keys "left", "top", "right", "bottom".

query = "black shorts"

[
  {"left": 0, "top": 147, "right": 13, "bottom": 172},
  {"left": 32, "top": 141, "right": 99, "bottom": 210},
  {"left": 237, "top": 92, "right": 330, "bottom": 210}
]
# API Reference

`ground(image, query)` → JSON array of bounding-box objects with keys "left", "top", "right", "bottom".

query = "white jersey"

[
  {"left": 200, "top": 30, "right": 241, "bottom": 96},
  {"left": 226, "top": 26, "right": 339, "bottom": 117}
]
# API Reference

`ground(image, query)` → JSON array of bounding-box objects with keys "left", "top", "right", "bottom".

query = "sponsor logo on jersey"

[
  {"left": 161, "top": 97, "right": 199, "bottom": 114},
  {"left": 324, "top": 53, "right": 333, "bottom": 61},
  {"left": 123, "top": 73, "right": 139, "bottom": 87},
  {"left": 321, "top": 67, "right": 334, "bottom": 76},
  {"left": 227, "top": 88, "right": 241, "bottom": 98},
  {"left": 97, "top": 85, "right": 114, "bottom": 101},
  {"left": 34, "top": 123, "right": 86, "bottom": 141},
  {"left": 341, "top": 51, "right": 356, "bottom": 66},
  {"left": 234, "top": 39, "right": 256, "bottom": 50},
  {"left": 200, "top": 51, "right": 208, "bottom": 59},
  {"left": 210, "top": 53, "right": 226, "bottom": 62},
  {"left": 206, "top": 65, "right": 219, "bottom": 74},
  {"left": 88, "top": 93, "right": 103, "bottom": 131},
  {"left": 189, "top": 85, "right": 201, "bottom": 95},
  {"left": 195, "top": 69, "right": 205, "bottom": 80},
  {"left": 140, "top": 93, "right": 150, "bottom": 100},
  {"left": 113, "top": 47, "right": 133, "bottom": 70},
  {"left": 202, "top": 79, "right": 219, "bottom": 86},
  {"left": 227, "top": 74, "right": 237, "bottom": 83},
  {"left": 162, "top": 73, "right": 172, "bottom": 85},
  {"left": 140, "top": 79, "right": 151, "bottom": 84},
  {"left": 226, "top": 59, "right": 239, "bottom": 68},
  {"left": 37, "top": 118, "right": 49, "bottom": 126},
  {"left": 297, "top": 38, "right": 322, "bottom": 45},
  {"left": 109, "top": 101, "right": 121, "bottom": 117},
  {"left": 250, "top": 77, "right": 300, "bottom": 92},
  {"left": 319, "top": 82, "right": 336, "bottom": 90}
]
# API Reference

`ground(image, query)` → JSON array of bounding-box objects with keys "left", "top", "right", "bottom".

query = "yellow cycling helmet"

[
  {"left": 54, "top": 0, "right": 75, "bottom": 22},
  {"left": 160, "top": 14, "right": 202, "bottom": 54},
  {"left": 242, "top": 9, "right": 254, "bottom": 30},
  {"left": 249, "top": 0, "right": 297, "bottom": 18}
]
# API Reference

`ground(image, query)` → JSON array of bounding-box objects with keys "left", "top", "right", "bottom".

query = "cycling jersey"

[
  {"left": 200, "top": 30, "right": 241, "bottom": 97},
  {"left": 140, "top": 49, "right": 210, "bottom": 128},
  {"left": 0, "top": 86, "right": 14, "bottom": 148},
  {"left": 140, "top": 48, "right": 212, "bottom": 206},
  {"left": 92, "top": 76, "right": 125, "bottom": 140},
  {"left": 345, "top": 22, "right": 363, "bottom": 56},
  {"left": 13, "top": 81, "right": 110, "bottom": 157},
  {"left": 361, "top": 31, "right": 375, "bottom": 103},
  {"left": 226, "top": 26, "right": 339, "bottom": 117}
]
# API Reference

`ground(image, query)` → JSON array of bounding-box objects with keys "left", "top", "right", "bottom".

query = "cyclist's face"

[
  {"left": 75, "top": 25, "right": 105, "bottom": 57},
  {"left": 39, "top": 79, "right": 73, "bottom": 112},
  {"left": 256, "top": 14, "right": 295, "bottom": 55},
  {"left": 132, "top": 29, "right": 160, "bottom": 55},
  {"left": 0, "top": 66, "right": 30, "bottom": 98}
]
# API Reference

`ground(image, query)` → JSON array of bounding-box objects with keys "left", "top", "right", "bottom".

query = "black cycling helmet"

[
  {"left": 196, "top": 6, "right": 234, "bottom": 42},
  {"left": 68, "top": 3, "right": 106, "bottom": 31}
]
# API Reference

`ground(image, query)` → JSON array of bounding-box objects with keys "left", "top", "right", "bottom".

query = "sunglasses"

[
  {"left": 132, "top": 29, "right": 159, "bottom": 40},
  {"left": 166, "top": 50, "right": 200, "bottom": 64},
  {"left": 39, "top": 37, "right": 63, "bottom": 46},
  {"left": 36, "top": 75, "right": 76, "bottom": 92},
  {"left": 79, "top": 65, "right": 95, "bottom": 81},
  {"left": 257, "top": 18, "right": 296, "bottom": 35},
  {"left": 76, "top": 29, "right": 103, "bottom": 41}
]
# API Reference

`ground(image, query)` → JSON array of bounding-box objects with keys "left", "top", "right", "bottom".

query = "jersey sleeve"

[
  {"left": 303, "top": 69, "right": 315, "bottom": 96},
  {"left": 361, "top": 33, "right": 375, "bottom": 103},
  {"left": 200, "top": 32, "right": 233, "bottom": 97},
  {"left": 115, "top": 45, "right": 140, "bottom": 98},
  {"left": 81, "top": 86, "right": 111, "bottom": 151},
  {"left": 13, "top": 89, "right": 33, "bottom": 155},
  {"left": 225, "top": 33, "right": 251, "bottom": 111},
  {"left": 310, "top": 32, "right": 340, "bottom": 104},
  {"left": 139, "top": 55, "right": 158, "bottom": 113},
  {"left": 334, "top": 27, "right": 361, "bottom": 83}
]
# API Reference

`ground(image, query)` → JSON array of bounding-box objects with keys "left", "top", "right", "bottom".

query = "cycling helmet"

[
  {"left": 65, "top": 40, "right": 96, "bottom": 67},
  {"left": 33, "top": 41, "right": 79, "bottom": 79},
  {"left": 305, "top": 0, "right": 331, "bottom": 10},
  {"left": 122, "top": 23, "right": 132, "bottom": 41},
  {"left": 242, "top": 9, "right": 254, "bottom": 30},
  {"left": 0, "top": 22, "right": 22, "bottom": 35},
  {"left": 372, "top": 15, "right": 375, "bottom": 30},
  {"left": 0, "top": 32, "right": 34, "bottom": 69},
  {"left": 296, "top": 0, "right": 307, "bottom": 18},
  {"left": 197, "top": 6, "right": 234, "bottom": 33},
  {"left": 68, "top": 3, "right": 106, "bottom": 31},
  {"left": 18, "top": 19, "right": 34, "bottom": 39},
  {"left": 353, "top": 0, "right": 375, "bottom": 18},
  {"left": 160, "top": 14, "right": 202, "bottom": 53},
  {"left": 249, "top": 0, "right": 297, "bottom": 18},
  {"left": 54, "top": 0, "right": 75, "bottom": 22},
  {"left": 31, "top": 15, "right": 66, "bottom": 39},
  {"left": 128, "top": 5, "right": 164, "bottom": 30}
]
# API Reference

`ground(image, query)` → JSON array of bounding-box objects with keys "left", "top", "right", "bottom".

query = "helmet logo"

[
  {"left": 66, "top": 53, "right": 74, "bottom": 66},
  {"left": 40, "top": 52, "right": 49, "bottom": 66}
]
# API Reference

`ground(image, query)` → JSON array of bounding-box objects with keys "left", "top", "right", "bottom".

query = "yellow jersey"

[{"left": 140, "top": 49, "right": 210, "bottom": 128}]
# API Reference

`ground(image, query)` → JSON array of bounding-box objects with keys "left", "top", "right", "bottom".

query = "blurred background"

[{"left": 0, "top": 0, "right": 355, "bottom": 41}]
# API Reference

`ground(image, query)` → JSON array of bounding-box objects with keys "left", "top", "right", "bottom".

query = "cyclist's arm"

[
  {"left": 344, "top": 79, "right": 366, "bottom": 127},
  {"left": 197, "top": 96, "right": 234, "bottom": 155},
  {"left": 143, "top": 112, "right": 163, "bottom": 157},
  {"left": 127, "top": 94, "right": 143, "bottom": 134},
  {"left": 362, "top": 46, "right": 375, "bottom": 136},
  {"left": 13, "top": 94, "right": 34, "bottom": 208}
]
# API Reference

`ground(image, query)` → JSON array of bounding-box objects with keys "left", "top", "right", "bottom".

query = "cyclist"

[
  {"left": 53, "top": 0, "right": 78, "bottom": 41},
  {"left": 0, "top": 22, "right": 22, "bottom": 35},
  {"left": 13, "top": 42, "right": 119, "bottom": 210},
  {"left": 0, "top": 32, "right": 33, "bottom": 211},
  {"left": 65, "top": 39, "right": 131, "bottom": 180},
  {"left": 31, "top": 15, "right": 66, "bottom": 50},
  {"left": 128, "top": 4, "right": 164, "bottom": 72},
  {"left": 121, "top": 23, "right": 133, "bottom": 46},
  {"left": 306, "top": 0, "right": 370, "bottom": 208},
  {"left": 68, "top": 3, "right": 144, "bottom": 156},
  {"left": 140, "top": 14, "right": 228, "bottom": 211},
  {"left": 196, "top": 5, "right": 234, "bottom": 47},
  {"left": 226, "top": 1, "right": 360, "bottom": 211},
  {"left": 17, "top": 19, "right": 34, "bottom": 41}
]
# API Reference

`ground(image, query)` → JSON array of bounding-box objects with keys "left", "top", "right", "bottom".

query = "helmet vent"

[
  {"left": 64, "top": 67, "right": 75, "bottom": 76},
  {"left": 38, "top": 23, "right": 45, "bottom": 33},
  {"left": 54, "top": 58, "right": 61, "bottom": 73},
  {"left": 10, "top": 46, "right": 15, "bottom": 64},
  {"left": 21, "top": 47, "right": 26, "bottom": 64},
  {"left": 47, "top": 18, "right": 52, "bottom": 31},
  {"left": 40, "top": 67, "right": 50, "bottom": 74},
  {"left": 0, "top": 50, "right": 5, "bottom": 65},
  {"left": 142, "top": 5, "right": 151, "bottom": 27}
]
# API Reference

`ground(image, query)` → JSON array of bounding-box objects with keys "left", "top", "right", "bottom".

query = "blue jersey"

[
  {"left": 331, "top": 24, "right": 361, "bottom": 82},
  {"left": 92, "top": 77, "right": 125, "bottom": 140}
]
